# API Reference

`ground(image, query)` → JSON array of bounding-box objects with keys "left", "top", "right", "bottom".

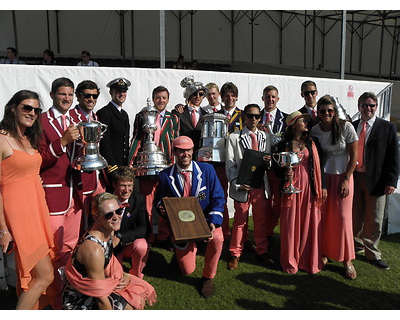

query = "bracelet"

[
  {"left": 0, "top": 230, "right": 8, "bottom": 239},
  {"left": 0, "top": 230, "right": 8, "bottom": 234},
  {"left": 343, "top": 175, "right": 350, "bottom": 181}
]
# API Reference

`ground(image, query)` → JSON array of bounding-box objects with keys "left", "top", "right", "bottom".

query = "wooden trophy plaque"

[{"left": 162, "top": 197, "right": 212, "bottom": 243}]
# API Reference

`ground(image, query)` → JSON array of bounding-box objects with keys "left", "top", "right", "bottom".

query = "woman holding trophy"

[
  {"left": 272, "top": 111, "right": 326, "bottom": 274},
  {"left": 310, "top": 95, "right": 358, "bottom": 280}
]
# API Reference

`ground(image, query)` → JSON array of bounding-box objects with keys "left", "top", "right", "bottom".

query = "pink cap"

[{"left": 172, "top": 136, "right": 194, "bottom": 149}]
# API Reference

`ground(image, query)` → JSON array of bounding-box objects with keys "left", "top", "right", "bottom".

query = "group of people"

[
  {"left": 0, "top": 74, "right": 398, "bottom": 310},
  {"left": 1, "top": 47, "right": 98, "bottom": 67}
]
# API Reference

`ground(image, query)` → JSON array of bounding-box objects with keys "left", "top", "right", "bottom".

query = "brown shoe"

[
  {"left": 227, "top": 256, "right": 239, "bottom": 270},
  {"left": 201, "top": 278, "right": 215, "bottom": 298}
]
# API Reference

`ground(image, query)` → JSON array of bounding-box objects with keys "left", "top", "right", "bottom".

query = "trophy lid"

[{"left": 141, "top": 98, "right": 158, "bottom": 113}]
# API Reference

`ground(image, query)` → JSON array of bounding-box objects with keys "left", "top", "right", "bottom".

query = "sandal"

[
  {"left": 344, "top": 263, "right": 357, "bottom": 280},
  {"left": 322, "top": 257, "right": 329, "bottom": 266}
]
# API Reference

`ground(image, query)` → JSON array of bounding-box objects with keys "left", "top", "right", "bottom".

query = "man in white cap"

[
  {"left": 97, "top": 77, "right": 132, "bottom": 189},
  {"left": 155, "top": 136, "right": 225, "bottom": 299}
]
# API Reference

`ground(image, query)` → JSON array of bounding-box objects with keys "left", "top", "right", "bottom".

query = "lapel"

[
  {"left": 168, "top": 162, "right": 203, "bottom": 197},
  {"left": 274, "top": 109, "right": 285, "bottom": 134},
  {"left": 109, "top": 103, "right": 128, "bottom": 127},
  {"left": 182, "top": 106, "right": 194, "bottom": 130},
  {"left": 46, "top": 109, "right": 63, "bottom": 138}
]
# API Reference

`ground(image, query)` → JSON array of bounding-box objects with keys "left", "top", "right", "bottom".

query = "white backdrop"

[{"left": 0, "top": 64, "right": 391, "bottom": 122}]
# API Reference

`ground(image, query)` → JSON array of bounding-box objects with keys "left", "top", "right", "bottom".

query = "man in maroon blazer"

[{"left": 39, "top": 77, "right": 80, "bottom": 309}]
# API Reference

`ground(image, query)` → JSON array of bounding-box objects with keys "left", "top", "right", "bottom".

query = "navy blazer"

[
  {"left": 113, "top": 191, "right": 150, "bottom": 255},
  {"left": 260, "top": 108, "right": 288, "bottom": 134},
  {"left": 155, "top": 161, "right": 225, "bottom": 226},
  {"left": 353, "top": 117, "right": 399, "bottom": 196}
]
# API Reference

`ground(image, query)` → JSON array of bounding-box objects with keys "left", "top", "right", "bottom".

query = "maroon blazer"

[
  {"left": 39, "top": 108, "right": 76, "bottom": 215},
  {"left": 69, "top": 106, "right": 107, "bottom": 195}
]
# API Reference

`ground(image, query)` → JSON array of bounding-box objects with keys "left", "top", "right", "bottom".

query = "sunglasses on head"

[
  {"left": 246, "top": 113, "right": 261, "bottom": 119},
  {"left": 319, "top": 109, "right": 334, "bottom": 114},
  {"left": 20, "top": 104, "right": 42, "bottom": 115},
  {"left": 104, "top": 208, "right": 123, "bottom": 220},
  {"left": 361, "top": 104, "right": 376, "bottom": 108},
  {"left": 81, "top": 93, "right": 99, "bottom": 99},
  {"left": 302, "top": 90, "right": 317, "bottom": 96}
]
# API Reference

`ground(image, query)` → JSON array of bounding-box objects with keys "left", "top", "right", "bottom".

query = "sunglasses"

[
  {"left": 20, "top": 104, "right": 42, "bottom": 115},
  {"left": 193, "top": 91, "right": 205, "bottom": 97},
  {"left": 361, "top": 104, "right": 376, "bottom": 108},
  {"left": 104, "top": 208, "right": 123, "bottom": 220},
  {"left": 81, "top": 93, "right": 99, "bottom": 99},
  {"left": 246, "top": 113, "right": 261, "bottom": 120},
  {"left": 319, "top": 109, "right": 334, "bottom": 114},
  {"left": 302, "top": 90, "right": 317, "bottom": 96}
]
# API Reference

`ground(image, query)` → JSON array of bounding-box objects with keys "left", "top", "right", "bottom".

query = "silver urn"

[
  {"left": 72, "top": 120, "right": 108, "bottom": 172},
  {"left": 197, "top": 113, "right": 229, "bottom": 162},
  {"left": 133, "top": 99, "right": 169, "bottom": 177}
]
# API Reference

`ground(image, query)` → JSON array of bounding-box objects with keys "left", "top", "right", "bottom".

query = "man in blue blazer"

[
  {"left": 155, "top": 136, "right": 225, "bottom": 299},
  {"left": 352, "top": 92, "right": 399, "bottom": 270}
]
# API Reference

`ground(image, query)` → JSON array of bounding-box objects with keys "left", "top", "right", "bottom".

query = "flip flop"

[{"left": 344, "top": 263, "right": 357, "bottom": 280}]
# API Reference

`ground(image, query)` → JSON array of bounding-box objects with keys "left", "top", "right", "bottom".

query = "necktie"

[
  {"left": 356, "top": 121, "right": 367, "bottom": 169},
  {"left": 311, "top": 109, "right": 317, "bottom": 119},
  {"left": 181, "top": 171, "right": 191, "bottom": 197},
  {"left": 226, "top": 112, "right": 231, "bottom": 120},
  {"left": 154, "top": 113, "right": 161, "bottom": 145},
  {"left": 265, "top": 112, "right": 271, "bottom": 123},
  {"left": 61, "top": 115, "right": 68, "bottom": 131},
  {"left": 191, "top": 109, "right": 197, "bottom": 127},
  {"left": 212, "top": 107, "right": 218, "bottom": 112},
  {"left": 250, "top": 133, "right": 258, "bottom": 151},
  {"left": 120, "top": 202, "right": 130, "bottom": 208}
]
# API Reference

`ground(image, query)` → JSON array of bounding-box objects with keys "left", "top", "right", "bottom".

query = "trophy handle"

[
  {"left": 296, "top": 151, "right": 304, "bottom": 161},
  {"left": 100, "top": 123, "right": 108, "bottom": 136},
  {"left": 272, "top": 153, "right": 280, "bottom": 164}
]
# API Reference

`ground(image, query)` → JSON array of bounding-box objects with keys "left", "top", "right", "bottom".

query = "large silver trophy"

[
  {"left": 72, "top": 120, "right": 108, "bottom": 172},
  {"left": 261, "top": 118, "right": 283, "bottom": 146},
  {"left": 197, "top": 113, "right": 229, "bottom": 162},
  {"left": 273, "top": 150, "right": 304, "bottom": 193},
  {"left": 133, "top": 99, "right": 168, "bottom": 177}
]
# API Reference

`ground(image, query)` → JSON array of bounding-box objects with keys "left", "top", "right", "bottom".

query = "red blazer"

[
  {"left": 39, "top": 108, "right": 75, "bottom": 215},
  {"left": 69, "top": 106, "right": 107, "bottom": 195}
]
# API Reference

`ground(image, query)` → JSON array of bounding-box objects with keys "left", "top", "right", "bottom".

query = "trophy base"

[{"left": 281, "top": 186, "right": 302, "bottom": 194}]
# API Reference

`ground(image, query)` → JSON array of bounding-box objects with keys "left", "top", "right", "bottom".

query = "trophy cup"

[
  {"left": 273, "top": 150, "right": 304, "bottom": 193},
  {"left": 72, "top": 120, "right": 108, "bottom": 172},
  {"left": 261, "top": 117, "right": 282, "bottom": 146},
  {"left": 133, "top": 99, "right": 169, "bottom": 177},
  {"left": 197, "top": 113, "right": 229, "bottom": 162}
]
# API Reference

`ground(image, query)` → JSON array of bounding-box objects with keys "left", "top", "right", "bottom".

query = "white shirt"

[
  {"left": 77, "top": 61, "right": 99, "bottom": 67},
  {"left": 356, "top": 115, "right": 376, "bottom": 144},
  {"left": 187, "top": 105, "right": 200, "bottom": 123}
]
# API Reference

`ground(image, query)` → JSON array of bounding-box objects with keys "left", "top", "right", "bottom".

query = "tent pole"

[
  {"left": 340, "top": 10, "right": 346, "bottom": 79},
  {"left": 160, "top": 10, "right": 165, "bottom": 69}
]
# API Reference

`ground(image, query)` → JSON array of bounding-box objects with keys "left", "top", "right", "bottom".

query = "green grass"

[{"left": 1, "top": 220, "right": 400, "bottom": 310}]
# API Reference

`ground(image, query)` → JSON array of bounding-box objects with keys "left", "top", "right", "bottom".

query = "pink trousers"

[
  {"left": 174, "top": 227, "right": 223, "bottom": 279},
  {"left": 230, "top": 188, "right": 270, "bottom": 257},
  {"left": 116, "top": 238, "right": 150, "bottom": 279}
]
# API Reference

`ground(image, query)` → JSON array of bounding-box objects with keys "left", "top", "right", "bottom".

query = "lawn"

[{"left": 1, "top": 221, "right": 400, "bottom": 310}]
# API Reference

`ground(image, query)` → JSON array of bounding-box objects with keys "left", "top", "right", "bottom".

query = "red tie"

[
  {"left": 227, "top": 112, "right": 231, "bottom": 120},
  {"left": 265, "top": 112, "right": 271, "bottom": 123},
  {"left": 191, "top": 109, "right": 197, "bottom": 127},
  {"left": 181, "top": 171, "right": 191, "bottom": 197},
  {"left": 250, "top": 133, "right": 258, "bottom": 151},
  {"left": 311, "top": 109, "right": 317, "bottom": 119},
  {"left": 356, "top": 121, "right": 367, "bottom": 169},
  {"left": 120, "top": 202, "right": 130, "bottom": 208},
  {"left": 61, "top": 115, "right": 68, "bottom": 131},
  {"left": 154, "top": 113, "right": 161, "bottom": 145},
  {"left": 212, "top": 107, "right": 218, "bottom": 112}
]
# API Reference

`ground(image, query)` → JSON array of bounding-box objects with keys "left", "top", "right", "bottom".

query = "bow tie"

[{"left": 120, "top": 202, "right": 130, "bottom": 208}]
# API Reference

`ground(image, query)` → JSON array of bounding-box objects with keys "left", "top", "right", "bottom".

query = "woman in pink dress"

[
  {"left": 0, "top": 90, "right": 55, "bottom": 309},
  {"left": 273, "top": 111, "right": 326, "bottom": 274},
  {"left": 311, "top": 95, "right": 358, "bottom": 279}
]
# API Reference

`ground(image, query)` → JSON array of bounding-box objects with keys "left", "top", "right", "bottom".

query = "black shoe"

[
  {"left": 257, "top": 253, "right": 275, "bottom": 267},
  {"left": 243, "top": 240, "right": 256, "bottom": 252},
  {"left": 372, "top": 259, "right": 390, "bottom": 270}
]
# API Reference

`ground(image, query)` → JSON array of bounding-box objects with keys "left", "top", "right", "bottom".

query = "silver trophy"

[
  {"left": 133, "top": 99, "right": 168, "bottom": 177},
  {"left": 72, "top": 120, "right": 108, "bottom": 172},
  {"left": 261, "top": 118, "right": 283, "bottom": 146},
  {"left": 273, "top": 150, "right": 304, "bottom": 193},
  {"left": 197, "top": 113, "right": 229, "bottom": 162}
]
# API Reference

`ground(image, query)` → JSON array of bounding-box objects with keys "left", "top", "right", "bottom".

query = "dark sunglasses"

[
  {"left": 319, "top": 109, "right": 334, "bottom": 114},
  {"left": 193, "top": 91, "right": 205, "bottom": 97},
  {"left": 361, "top": 104, "right": 376, "bottom": 108},
  {"left": 20, "top": 104, "right": 42, "bottom": 115},
  {"left": 246, "top": 113, "right": 261, "bottom": 120},
  {"left": 302, "top": 90, "right": 317, "bottom": 96},
  {"left": 81, "top": 93, "right": 99, "bottom": 99},
  {"left": 104, "top": 208, "right": 123, "bottom": 220}
]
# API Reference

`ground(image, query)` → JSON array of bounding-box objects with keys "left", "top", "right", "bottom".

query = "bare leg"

[{"left": 16, "top": 254, "right": 54, "bottom": 310}]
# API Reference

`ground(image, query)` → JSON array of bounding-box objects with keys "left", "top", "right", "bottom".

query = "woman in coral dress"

[
  {"left": 273, "top": 111, "right": 326, "bottom": 274},
  {"left": 0, "top": 90, "right": 55, "bottom": 309},
  {"left": 63, "top": 192, "right": 156, "bottom": 310},
  {"left": 311, "top": 95, "right": 358, "bottom": 279}
]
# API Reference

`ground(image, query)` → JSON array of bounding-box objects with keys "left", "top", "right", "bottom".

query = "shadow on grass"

[{"left": 234, "top": 270, "right": 400, "bottom": 310}]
